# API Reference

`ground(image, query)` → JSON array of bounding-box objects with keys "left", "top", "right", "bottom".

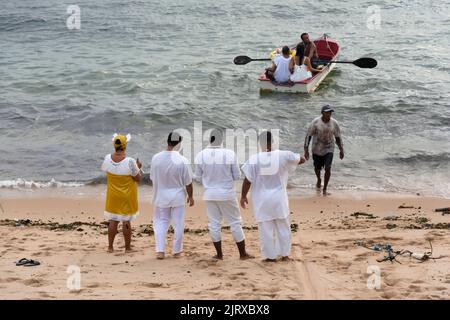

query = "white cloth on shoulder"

[{"left": 290, "top": 64, "right": 312, "bottom": 82}]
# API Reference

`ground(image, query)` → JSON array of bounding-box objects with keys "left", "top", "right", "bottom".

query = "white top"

[
  {"left": 194, "top": 147, "right": 240, "bottom": 201},
  {"left": 304, "top": 116, "right": 342, "bottom": 156},
  {"left": 150, "top": 151, "right": 193, "bottom": 208},
  {"left": 101, "top": 154, "right": 140, "bottom": 176},
  {"left": 241, "top": 150, "right": 301, "bottom": 222},
  {"left": 290, "top": 64, "right": 312, "bottom": 82},
  {"left": 274, "top": 55, "right": 292, "bottom": 83}
]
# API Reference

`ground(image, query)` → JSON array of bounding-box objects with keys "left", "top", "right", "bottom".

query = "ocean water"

[{"left": 1, "top": 0, "right": 449, "bottom": 197}]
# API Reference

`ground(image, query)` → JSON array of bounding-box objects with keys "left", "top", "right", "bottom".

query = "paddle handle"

[
  {"left": 251, "top": 58, "right": 272, "bottom": 62},
  {"left": 312, "top": 60, "right": 356, "bottom": 64}
]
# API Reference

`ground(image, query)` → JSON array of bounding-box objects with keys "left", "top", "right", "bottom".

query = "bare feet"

[
  {"left": 125, "top": 247, "right": 136, "bottom": 253},
  {"left": 316, "top": 179, "right": 322, "bottom": 189},
  {"left": 173, "top": 252, "right": 183, "bottom": 258},
  {"left": 212, "top": 255, "right": 223, "bottom": 260},
  {"left": 263, "top": 258, "right": 277, "bottom": 263},
  {"left": 156, "top": 252, "right": 165, "bottom": 260},
  {"left": 281, "top": 256, "right": 292, "bottom": 261},
  {"left": 240, "top": 253, "right": 255, "bottom": 260},
  {"left": 107, "top": 247, "right": 114, "bottom": 253},
  {"left": 323, "top": 189, "right": 331, "bottom": 196}
]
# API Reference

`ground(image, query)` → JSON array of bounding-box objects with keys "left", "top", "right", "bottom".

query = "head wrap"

[{"left": 112, "top": 133, "right": 131, "bottom": 150}]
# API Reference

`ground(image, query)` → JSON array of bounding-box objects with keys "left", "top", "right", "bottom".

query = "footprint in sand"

[
  {"left": 23, "top": 278, "right": 49, "bottom": 288},
  {"left": 139, "top": 282, "right": 170, "bottom": 288},
  {"left": 380, "top": 290, "right": 398, "bottom": 299},
  {"left": 197, "top": 259, "right": 219, "bottom": 268},
  {"left": 0, "top": 277, "right": 21, "bottom": 283},
  {"left": 38, "top": 292, "right": 56, "bottom": 298},
  {"left": 408, "top": 284, "right": 423, "bottom": 292},
  {"left": 411, "top": 279, "right": 425, "bottom": 284},
  {"left": 354, "top": 252, "right": 370, "bottom": 262},
  {"left": 383, "top": 276, "right": 401, "bottom": 287},
  {"left": 434, "top": 286, "right": 448, "bottom": 291}
]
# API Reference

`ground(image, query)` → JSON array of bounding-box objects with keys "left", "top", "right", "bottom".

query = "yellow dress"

[{"left": 101, "top": 155, "right": 139, "bottom": 221}]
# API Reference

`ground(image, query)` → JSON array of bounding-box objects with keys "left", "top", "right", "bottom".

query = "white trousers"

[
  {"left": 258, "top": 218, "right": 291, "bottom": 259},
  {"left": 205, "top": 199, "right": 245, "bottom": 243},
  {"left": 153, "top": 206, "right": 185, "bottom": 254}
]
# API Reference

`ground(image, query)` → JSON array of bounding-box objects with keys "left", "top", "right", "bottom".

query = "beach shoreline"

[{"left": 0, "top": 187, "right": 449, "bottom": 299}]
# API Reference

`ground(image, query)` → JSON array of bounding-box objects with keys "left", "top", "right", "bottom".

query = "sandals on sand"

[{"left": 15, "top": 258, "right": 41, "bottom": 267}]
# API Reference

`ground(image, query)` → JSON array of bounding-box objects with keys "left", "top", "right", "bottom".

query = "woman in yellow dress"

[{"left": 101, "top": 134, "right": 142, "bottom": 252}]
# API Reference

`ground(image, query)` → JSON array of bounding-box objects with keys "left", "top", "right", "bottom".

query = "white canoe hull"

[{"left": 259, "top": 61, "right": 337, "bottom": 93}]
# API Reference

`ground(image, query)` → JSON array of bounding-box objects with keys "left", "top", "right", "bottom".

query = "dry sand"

[{"left": 0, "top": 186, "right": 449, "bottom": 300}]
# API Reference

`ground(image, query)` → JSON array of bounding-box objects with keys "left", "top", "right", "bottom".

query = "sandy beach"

[{"left": 0, "top": 186, "right": 449, "bottom": 300}]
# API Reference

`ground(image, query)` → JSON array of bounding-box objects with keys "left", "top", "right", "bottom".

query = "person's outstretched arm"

[
  {"left": 334, "top": 122, "right": 344, "bottom": 160},
  {"left": 304, "top": 121, "right": 314, "bottom": 160},
  {"left": 240, "top": 178, "right": 251, "bottom": 209},
  {"left": 132, "top": 159, "right": 142, "bottom": 182},
  {"left": 186, "top": 183, "right": 194, "bottom": 207},
  {"left": 289, "top": 57, "right": 295, "bottom": 73},
  {"left": 305, "top": 57, "right": 322, "bottom": 73},
  {"left": 336, "top": 137, "right": 344, "bottom": 159},
  {"left": 266, "top": 62, "right": 276, "bottom": 72}
]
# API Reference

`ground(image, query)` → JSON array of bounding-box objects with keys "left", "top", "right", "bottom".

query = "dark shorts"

[
  {"left": 313, "top": 153, "right": 333, "bottom": 170},
  {"left": 311, "top": 60, "right": 320, "bottom": 69}
]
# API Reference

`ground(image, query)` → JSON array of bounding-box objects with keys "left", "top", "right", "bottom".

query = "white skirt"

[{"left": 104, "top": 211, "right": 139, "bottom": 222}]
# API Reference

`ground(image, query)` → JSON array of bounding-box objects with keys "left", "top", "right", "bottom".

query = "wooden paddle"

[{"left": 233, "top": 55, "right": 377, "bottom": 68}]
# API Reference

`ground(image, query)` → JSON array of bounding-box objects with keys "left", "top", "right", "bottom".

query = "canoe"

[{"left": 258, "top": 35, "right": 340, "bottom": 93}]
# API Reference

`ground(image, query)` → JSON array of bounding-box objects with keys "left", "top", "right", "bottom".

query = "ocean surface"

[{"left": 1, "top": 0, "right": 449, "bottom": 197}]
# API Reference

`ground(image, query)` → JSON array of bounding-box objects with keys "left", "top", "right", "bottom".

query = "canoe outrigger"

[{"left": 258, "top": 34, "right": 340, "bottom": 93}]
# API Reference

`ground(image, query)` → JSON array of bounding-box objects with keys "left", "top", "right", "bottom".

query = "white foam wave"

[{"left": 0, "top": 178, "right": 85, "bottom": 189}]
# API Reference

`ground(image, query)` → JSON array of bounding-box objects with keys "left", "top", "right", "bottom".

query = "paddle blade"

[
  {"left": 234, "top": 55, "right": 252, "bottom": 65},
  {"left": 353, "top": 57, "right": 377, "bottom": 68}
]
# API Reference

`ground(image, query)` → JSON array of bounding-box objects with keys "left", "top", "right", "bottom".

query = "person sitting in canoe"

[
  {"left": 265, "top": 46, "right": 295, "bottom": 83},
  {"left": 296, "top": 33, "right": 319, "bottom": 67},
  {"left": 290, "top": 44, "right": 322, "bottom": 82}
]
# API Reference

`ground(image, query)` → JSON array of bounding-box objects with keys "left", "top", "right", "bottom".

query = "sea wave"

[
  {"left": 0, "top": 178, "right": 85, "bottom": 189},
  {"left": 384, "top": 152, "right": 450, "bottom": 165},
  {"left": 0, "top": 15, "right": 47, "bottom": 32}
]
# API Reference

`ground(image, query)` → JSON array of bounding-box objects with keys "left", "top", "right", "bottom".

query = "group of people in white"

[{"left": 101, "top": 105, "right": 344, "bottom": 262}]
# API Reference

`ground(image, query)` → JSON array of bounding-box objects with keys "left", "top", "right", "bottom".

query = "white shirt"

[
  {"left": 194, "top": 147, "right": 240, "bottom": 201},
  {"left": 274, "top": 55, "right": 292, "bottom": 83},
  {"left": 101, "top": 154, "right": 139, "bottom": 176},
  {"left": 304, "top": 116, "right": 342, "bottom": 156},
  {"left": 241, "top": 150, "right": 301, "bottom": 222},
  {"left": 150, "top": 151, "right": 193, "bottom": 208}
]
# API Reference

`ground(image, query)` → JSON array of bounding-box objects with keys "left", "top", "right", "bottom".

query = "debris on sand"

[
  {"left": 434, "top": 207, "right": 450, "bottom": 215},
  {"left": 398, "top": 204, "right": 414, "bottom": 209},
  {"left": 0, "top": 219, "right": 107, "bottom": 231},
  {"left": 350, "top": 212, "right": 377, "bottom": 219},
  {"left": 355, "top": 240, "right": 445, "bottom": 263}
]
